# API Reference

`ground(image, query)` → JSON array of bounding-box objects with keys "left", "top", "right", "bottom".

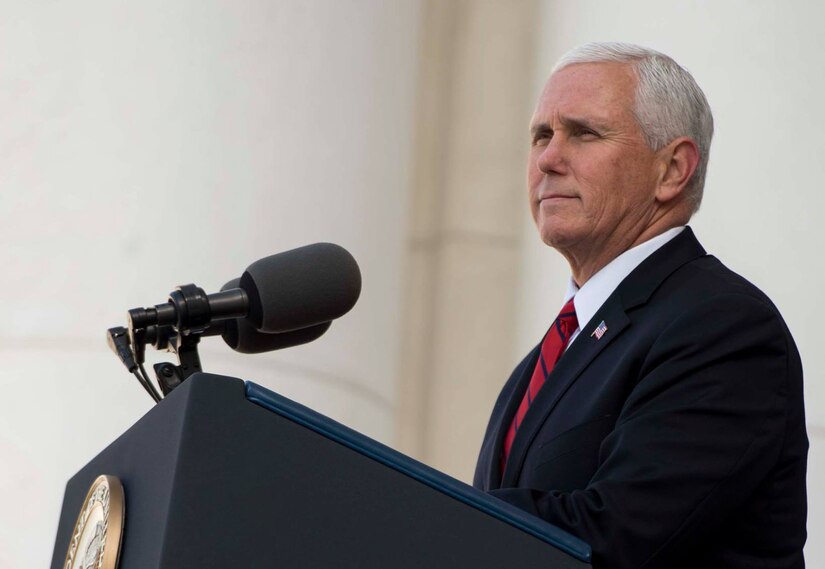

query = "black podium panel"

[{"left": 52, "top": 374, "right": 591, "bottom": 568}]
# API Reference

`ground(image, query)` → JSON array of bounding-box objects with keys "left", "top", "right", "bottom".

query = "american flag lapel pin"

[{"left": 591, "top": 320, "right": 608, "bottom": 340}]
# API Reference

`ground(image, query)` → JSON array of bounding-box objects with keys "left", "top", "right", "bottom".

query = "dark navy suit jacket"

[{"left": 473, "top": 228, "right": 807, "bottom": 569}]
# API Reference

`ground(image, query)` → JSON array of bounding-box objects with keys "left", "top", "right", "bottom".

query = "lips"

[{"left": 538, "top": 194, "right": 576, "bottom": 202}]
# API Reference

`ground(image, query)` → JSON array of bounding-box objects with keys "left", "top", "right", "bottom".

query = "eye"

[
  {"left": 531, "top": 129, "right": 553, "bottom": 146},
  {"left": 574, "top": 127, "right": 599, "bottom": 140}
]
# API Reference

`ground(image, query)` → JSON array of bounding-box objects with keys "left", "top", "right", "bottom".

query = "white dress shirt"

[{"left": 563, "top": 226, "right": 685, "bottom": 348}]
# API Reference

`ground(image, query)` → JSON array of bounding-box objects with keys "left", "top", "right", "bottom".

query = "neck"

[{"left": 564, "top": 218, "right": 683, "bottom": 286}]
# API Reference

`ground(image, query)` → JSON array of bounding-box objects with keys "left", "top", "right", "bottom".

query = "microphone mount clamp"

[{"left": 113, "top": 283, "right": 248, "bottom": 400}]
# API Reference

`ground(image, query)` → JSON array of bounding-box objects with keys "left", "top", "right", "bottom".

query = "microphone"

[
  {"left": 218, "top": 279, "right": 332, "bottom": 353},
  {"left": 144, "top": 318, "right": 332, "bottom": 356},
  {"left": 127, "top": 242, "right": 361, "bottom": 334},
  {"left": 221, "top": 319, "right": 331, "bottom": 354},
  {"left": 111, "top": 242, "right": 360, "bottom": 400},
  {"left": 241, "top": 242, "right": 361, "bottom": 333}
]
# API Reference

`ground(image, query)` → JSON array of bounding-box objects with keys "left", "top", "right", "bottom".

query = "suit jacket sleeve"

[{"left": 490, "top": 293, "right": 799, "bottom": 569}]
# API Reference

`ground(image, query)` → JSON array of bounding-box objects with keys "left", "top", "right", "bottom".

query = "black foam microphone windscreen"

[
  {"left": 239, "top": 243, "right": 361, "bottom": 333},
  {"left": 219, "top": 278, "right": 333, "bottom": 353},
  {"left": 222, "top": 317, "right": 332, "bottom": 354}
]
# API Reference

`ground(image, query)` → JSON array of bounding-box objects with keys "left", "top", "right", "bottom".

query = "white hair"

[{"left": 552, "top": 42, "right": 714, "bottom": 213}]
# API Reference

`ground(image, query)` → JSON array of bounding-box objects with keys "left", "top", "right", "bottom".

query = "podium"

[{"left": 51, "top": 373, "right": 592, "bottom": 568}]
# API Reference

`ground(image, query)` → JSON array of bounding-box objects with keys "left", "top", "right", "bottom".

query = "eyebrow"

[{"left": 530, "top": 123, "right": 552, "bottom": 137}]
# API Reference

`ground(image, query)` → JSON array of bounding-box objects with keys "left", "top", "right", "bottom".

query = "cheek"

[
  {"left": 526, "top": 153, "right": 542, "bottom": 188},
  {"left": 573, "top": 168, "right": 610, "bottom": 211},
  {"left": 576, "top": 152, "right": 644, "bottom": 210},
  {"left": 527, "top": 159, "right": 542, "bottom": 217}
]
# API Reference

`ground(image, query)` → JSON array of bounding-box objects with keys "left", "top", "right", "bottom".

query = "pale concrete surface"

[
  {"left": 0, "top": 2, "right": 420, "bottom": 567},
  {"left": 396, "top": 0, "right": 539, "bottom": 481}
]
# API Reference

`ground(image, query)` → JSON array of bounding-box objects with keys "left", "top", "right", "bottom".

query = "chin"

[{"left": 537, "top": 220, "right": 579, "bottom": 251}]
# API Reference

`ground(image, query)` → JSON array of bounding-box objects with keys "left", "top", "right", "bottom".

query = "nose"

[{"left": 535, "top": 135, "right": 566, "bottom": 176}]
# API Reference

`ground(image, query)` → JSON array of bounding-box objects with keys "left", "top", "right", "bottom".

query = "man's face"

[{"left": 528, "top": 62, "right": 661, "bottom": 259}]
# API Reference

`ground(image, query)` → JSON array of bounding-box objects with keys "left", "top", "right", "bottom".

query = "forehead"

[{"left": 532, "top": 62, "right": 638, "bottom": 126}]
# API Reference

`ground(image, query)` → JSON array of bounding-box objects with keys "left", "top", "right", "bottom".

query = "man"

[{"left": 473, "top": 43, "right": 807, "bottom": 569}]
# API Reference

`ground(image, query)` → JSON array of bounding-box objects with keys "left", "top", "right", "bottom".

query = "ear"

[{"left": 655, "top": 137, "right": 700, "bottom": 204}]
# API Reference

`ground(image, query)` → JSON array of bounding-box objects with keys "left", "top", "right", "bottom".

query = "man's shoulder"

[
  {"left": 657, "top": 253, "right": 783, "bottom": 318},
  {"left": 619, "top": 227, "right": 784, "bottom": 321},
  {"left": 613, "top": 232, "right": 799, "bottom": 359},
  {"left": 635, "top": 251, "right": 802, "bottom": 377}
]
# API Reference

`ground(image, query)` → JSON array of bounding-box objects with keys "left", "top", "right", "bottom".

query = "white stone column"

[
  {"left": 0, "top": 2, "right": 421, "bottom": 567},
  {"left": 397, "top": 0, "right": 540, "bottom": 481}
]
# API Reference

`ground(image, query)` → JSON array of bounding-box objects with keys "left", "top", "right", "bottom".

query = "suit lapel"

[
  {"left": 500, "top": 227, "right": 707, "bottom": 487},
  {"left": 501, "top": 302, "right": 630, "bottom": 486},
  {"left": 483, "top": 344, "right": 540, "bottom": 490}
]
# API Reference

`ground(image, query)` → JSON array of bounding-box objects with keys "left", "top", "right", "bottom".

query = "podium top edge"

[{"left": 244, "top": 381, "right": 592, "bottom": 563}]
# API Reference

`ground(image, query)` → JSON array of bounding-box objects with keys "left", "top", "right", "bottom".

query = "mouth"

[{"left": 538, "top": 194, "right": 577, "bottom": 204}]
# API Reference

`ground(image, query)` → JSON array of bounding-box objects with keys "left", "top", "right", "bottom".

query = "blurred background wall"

[{"left": 1, "top": 1, "right": 823, "bottom": 567}]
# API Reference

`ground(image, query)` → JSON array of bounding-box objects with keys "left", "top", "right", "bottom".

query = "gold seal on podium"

[{"left": 63, "top": 475, "right": 125, "bottom": 569}]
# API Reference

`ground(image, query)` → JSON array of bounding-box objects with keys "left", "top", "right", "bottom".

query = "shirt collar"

[{"left": 564, "top": 226, "right": 685, "bottom": 331}]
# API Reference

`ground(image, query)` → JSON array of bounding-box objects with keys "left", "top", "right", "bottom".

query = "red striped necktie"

[{"left": 501, "top": 297, "right": 578, "bottom": 473}]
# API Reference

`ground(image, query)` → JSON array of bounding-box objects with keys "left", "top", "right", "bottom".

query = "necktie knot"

[{"left": 556, "top": 297, "right": 578, "bottom": 340}]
